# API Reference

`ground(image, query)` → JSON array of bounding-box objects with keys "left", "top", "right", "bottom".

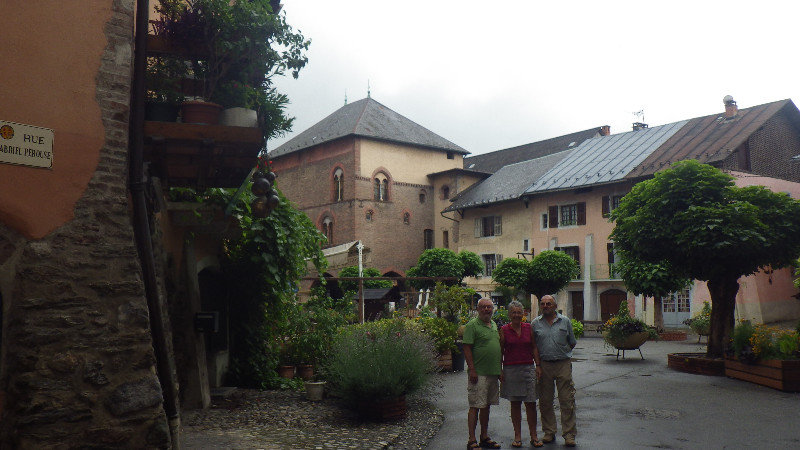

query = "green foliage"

[
  {"left": 731, "top": 320, "right": 800, "bottom": 362},
  {"left": 459, "top": 250, "right": 484, "bottom": 278},
  {"left": 610, "top": 160, "right": 800, "bottom": 357},
  {"left": 428, "top": 282, "right": 472, "bottom": 323},
  {"left": 493, "top": 306, "right": 509, "bottom": 328},
  {"left": 223, "top": 185, "right": 328, "bottom": 388},
  {"left": 683, "top": 301, "right": 711, "bottom": 335},
  {"left": 614, "top": 252, "right": 690, "bottom": 298},
  {"left": 415, "top": 316, "right": 459, "bottom": 353},
  {"left": 145, "top": 55, "right": 187, "bottom": 104},
  {"left": 325, "top": 318, "right": 438, "bottom": 403},
  {"left": 599, "top": 300, "right": 658, "bottom": 343},
  {"left": 571, "top": 319, "right": 584, "bottom": 338},
  {"left": 338, "top": 265, "right": 393, "bottom": 292},
  {"left": 408, "top": 248, "right": 464, "bottom": 290},
  {"left": 493, "top": 252, "right": 578, "bottom": 301}
]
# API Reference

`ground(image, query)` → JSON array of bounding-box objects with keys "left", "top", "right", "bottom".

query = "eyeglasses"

[{"left": 539, "top": 302, "right": 553, "bottom": 306}]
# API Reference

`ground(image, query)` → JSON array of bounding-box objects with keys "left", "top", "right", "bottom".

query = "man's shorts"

[{"left": 467, "top": 375, "right": 500, "bottom": 408}]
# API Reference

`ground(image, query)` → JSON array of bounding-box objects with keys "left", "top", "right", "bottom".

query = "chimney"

[
  {"left": 723, "top": 95, "right": 738, "bottom": 118},
  {"left": 632, "top": 122, "right": 648, "bottom": 131},
  {"left": 599, "top": 125, "right": 611, "bottom": 136}
]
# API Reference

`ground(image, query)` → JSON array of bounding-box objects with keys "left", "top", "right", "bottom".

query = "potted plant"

[
  {"left": 144, "top": 55, "right": 187, "bottom": 121},
  {"left": 416, "top": 315, "right": 459, "bottom": 371},
  {"left": 598, "top": 300, "right": 658, "bottom": 358},
  {"left": 151, "top": 0, "right": 308, "bottom": 131},
  {"left": 683, "top": 301, "right": 711, "bottom": 342},
  {"left": 725, "top": 320, "right": 800, "bottom": 391},
  {"left": 215, "top": 80, "right": 259, "bottom": 127}
]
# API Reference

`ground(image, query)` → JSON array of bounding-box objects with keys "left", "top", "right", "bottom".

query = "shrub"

[
  {"left": 325, "top": 318, "right": 438, "bottom": 403},
  {"left": 571, "top": 319, "right": 584, "bottom": 338},
  {"left": 416, "top": 316, "right": 459, "bottom": 354},
  {"left": 493, "top": 306, "right": 509, "bottom": 328},
  {"left": 428, "top": 282, "right": 472, "bottom": 323},
  {"left": 683, "top": 301, "right": 711, "bottom": 335}
]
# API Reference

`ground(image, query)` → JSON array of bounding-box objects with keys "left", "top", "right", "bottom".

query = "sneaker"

[
  {"left": 564, "top": 435, "right": 576, "bottom": 447},
  {"left": 542, "top": 434, "right": 555, "bottom": 443}
]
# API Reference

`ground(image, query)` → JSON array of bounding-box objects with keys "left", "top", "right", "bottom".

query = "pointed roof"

[
  {"left": 269, "top": 97, "right": 468, "bottom": 158},
  {"left": 462, "top": 127, "right": 603, "bottom": 174}
]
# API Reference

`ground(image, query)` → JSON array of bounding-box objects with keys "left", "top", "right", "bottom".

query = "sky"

[{"left": 268, "top": 0, "right": 800, "bottom": 156}]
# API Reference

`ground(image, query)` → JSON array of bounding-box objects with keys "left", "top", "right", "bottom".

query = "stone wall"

[{"left": 0, "top": 0, "right": 170, "bottom": 446}]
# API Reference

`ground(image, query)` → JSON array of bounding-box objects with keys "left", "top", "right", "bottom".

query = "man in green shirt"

[{"left": 463, "top": 298, "right": 502, "bottom": 449}]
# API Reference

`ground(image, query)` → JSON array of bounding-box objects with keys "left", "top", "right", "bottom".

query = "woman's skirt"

[{"left": 500, "top": 363, "right": 537, "bottom": 402}]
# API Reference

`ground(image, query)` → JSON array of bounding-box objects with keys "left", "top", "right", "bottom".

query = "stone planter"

[
  {"left": 357, "top": 395, "right": 407, "bottom": 420},
  {"left": 667, "top": 352, "right": 725, "bottom": 376},
  {"left": 724, "top": 357, "right": 800, "bottom": 392},
  {"left": 304, "top": 381, "right": 326, "bottom": 401},
  {"left": 219, "top": 107, "right": 258, "bottom": 127}
]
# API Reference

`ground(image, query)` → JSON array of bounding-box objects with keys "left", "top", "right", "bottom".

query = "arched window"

[
  {"left": 403, "top": 212, "right": 410, "bottom": 225},
  {"left": 333, "top": 168, "right": 343, "bottom": 202},
  {"left": 322, "top": 217, "right": 333, "bottom": 244},
  {"left": 374, "top": 173, "right": 389, "bottom": 201},
  {"left": 366, "top": 210, "right": 373, "bottom": 222},
  {"left": 419, "top": 190, "right": 426, "bottom": 203},
  {"left": 442, "top": 185, "right": 450, "bottom": 200}
]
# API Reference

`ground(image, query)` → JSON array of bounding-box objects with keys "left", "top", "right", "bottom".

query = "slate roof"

[
  {"left": 627, "top": 99, "right": 799, "bottom": 179},
  {"left": 445, "top": 149, "right": 575, "bottom": 212},
  {"left": 525, "top": 121, "right": 687, "bottom": 193},
  {"left": 269, "top": 97, "right": 468, "bottom": 158},
  {"left": 462, "top": 127, "right": 603, "bottom": 174}
]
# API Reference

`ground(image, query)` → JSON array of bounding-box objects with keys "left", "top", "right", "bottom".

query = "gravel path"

[{"left": 180, "top": 382, "right": 446, "bottom": 449}]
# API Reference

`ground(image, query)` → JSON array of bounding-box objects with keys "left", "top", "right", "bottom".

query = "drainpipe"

[{"left": 129, "top": 0, "right": 181, "bottom": 445}]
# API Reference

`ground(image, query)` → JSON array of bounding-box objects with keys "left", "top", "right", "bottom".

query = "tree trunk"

[
  {"left": 706, "top": 276, "right": 740, "bottom": 358},
  {"left": 653, "top": 296, "right": 664, "bottom": 331}
]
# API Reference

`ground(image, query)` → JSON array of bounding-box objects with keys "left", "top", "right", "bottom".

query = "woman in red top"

[{"left": 500, "top": 300, "right": 544, "bottom": 448}]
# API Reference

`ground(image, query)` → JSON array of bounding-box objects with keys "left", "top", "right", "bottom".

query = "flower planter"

[
  {"left": 304, "top": 381, "right": 326, "bottom": 401},
  {"left": 667, "top": 352, "right": 725, "bottom": 376},
  {"left": 603, "top": 331, "right": 650, "bottom": 360},
  {"left": 297, "top": 364, "right": 314, "bottom": 381},
  {"left": 437, "top": 349, "right": 453, "bottom": 372},
  {"left": 278, "top": 365, "right": 295, "bottom": 379},
  {"left": 181, "top": 100, "right": 222, "bottom": 125},
  {"left": 357, "top": 395, "right": 407, "bottom": 420},
  {"left": 724, "top": 357, "right": 800, "bottom": 392},
  {"left": 219, "top": 107, "right": 258, "bottom": 127}
]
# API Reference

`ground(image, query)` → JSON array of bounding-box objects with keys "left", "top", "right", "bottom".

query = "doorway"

[
  {"left": 570, "top": 291, "right": 584, "bottom": 322},
  {"left": 600, "top": 289, "right": 627, "bottom": 322},
  {"left": 663, "top": 288, "right": 691, "bottom": 327}
]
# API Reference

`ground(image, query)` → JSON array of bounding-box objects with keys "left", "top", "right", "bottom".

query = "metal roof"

[
  {"left": 525, "top": 121, "right": 687, "bottom": 194},
  {"left": 269, "top": 97, "right": 467, "bottom": 158},
  {"left": 627, "top": 99, "right": 797, "bottom": 179},
  {"left": 462, "top": 127, "right": 602, "bottom": 173},
  {"left": 445, "top": 149, "right": 574, "bottom": 212}
]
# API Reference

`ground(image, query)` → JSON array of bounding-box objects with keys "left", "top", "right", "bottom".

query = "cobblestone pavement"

[{"left": 179, "top": 383, "right": 445, "bottom": 449}]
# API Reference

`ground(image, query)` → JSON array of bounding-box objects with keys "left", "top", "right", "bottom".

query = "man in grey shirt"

[{"left": 532, "top": 294, "right": 577, "bottom": 447}]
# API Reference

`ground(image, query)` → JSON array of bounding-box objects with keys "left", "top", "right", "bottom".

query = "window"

[
  {"left": 523, "top": 239, "right": 529, "bottom": 252},
  {"left": 419, "top": 190, "right": 426, "bottom": 203},
  {"left": 321, "top": 217, "right": 333, "bottom": 244},
  {"left": 482, "top": 254, "right": 503, "bottom": 276},
  {"left": 443, "top": 230, "right": 449, "bottom": 249},
  {"left": 447, "top": 151, "right": 454, "bottom": 160},
  {"left": 365, "top": 210, "right": 373, "bottom": 222},
  {"left": 333, "top": 168, "right": 343, "bottom": 202},
  {"left": 373, "top": 173, "right": 389, "bottom": 201},
  {"left": 554, "top": 245, "right": 579, "bottom": 264},
  {"left": 403, "top": 212, "right": 410, "bottom": 225},
  {"left": 547, "top": 203, "right": 586, "bottom": 228},
  {"left": 474, "top": 215, "right": 502, "bottom": 238},
  {"left": 442, "top": 185, "right": 450, "bottom": 200},
  {"left": 423, "top": 229, "right": 434, "bottom": 249},
  {"left": 541, "top": 213, "right": 548, "bottom": 229},
  {"left": 602, "top": 195, "right": 624, "bottom": 218}
]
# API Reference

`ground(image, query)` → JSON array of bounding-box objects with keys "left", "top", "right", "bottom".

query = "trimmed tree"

[
  {"left": 407, "top": 248, "right": 465, "bottom": 290},
  {"left": 459, "top": 250, "right": 484, "bottom": 278},
  {"left": 492, "top": 250, "right": 579, "bottom": 303},
  {"left": 610, "top": 160, "right": 800, "bottom": 357},
  {"left": 338, "top": 265, "right": 393, "bottom": 292}
]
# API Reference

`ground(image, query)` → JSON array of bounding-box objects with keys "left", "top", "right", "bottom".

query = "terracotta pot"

[
  {"left": 181, "top": 100, "right": 222, "bottom": 125},
  {"left": 297, "top": 364, "right": 314, "bottom": 380},
  {"left": 277, "top": 365, "right": 295, "bottom": 379},
  {"left": 357, "top": 395, "right": 407, "bottom": 420}
]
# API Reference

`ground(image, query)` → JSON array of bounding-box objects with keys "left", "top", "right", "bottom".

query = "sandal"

[
  {"left": 512, "top": 441, "right": 523, "bottom": 448},
  {"left": 467, "top": 440, "right": 481, "bottom": 450},
  {"left": 480, "top": 437, "right": 501, "bottom": 449},
  {"left": 531, "top": 438, "right": 544, "bottom": 448}
]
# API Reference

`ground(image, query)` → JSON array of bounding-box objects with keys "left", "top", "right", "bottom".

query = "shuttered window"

[{"left": 474, "top": 215, "right": 502, "bottom": 237}]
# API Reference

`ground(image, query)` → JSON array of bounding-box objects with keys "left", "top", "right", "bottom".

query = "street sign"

[{"left": 0, "top": 120, "right": 54, "bottom": 169}]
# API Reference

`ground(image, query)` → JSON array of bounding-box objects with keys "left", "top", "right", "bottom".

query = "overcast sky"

[{"left": 268, "top": 0, "right": 800, "bottom": 156}]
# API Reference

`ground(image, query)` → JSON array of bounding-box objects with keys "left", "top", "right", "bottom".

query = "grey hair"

[{"left": 508, "top": 300, "right": 524, "bottom": 311}]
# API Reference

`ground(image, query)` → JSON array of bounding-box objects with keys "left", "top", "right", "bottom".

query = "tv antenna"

[{"left": 633, "top": 110, "right": 645, "bottom": 123}]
